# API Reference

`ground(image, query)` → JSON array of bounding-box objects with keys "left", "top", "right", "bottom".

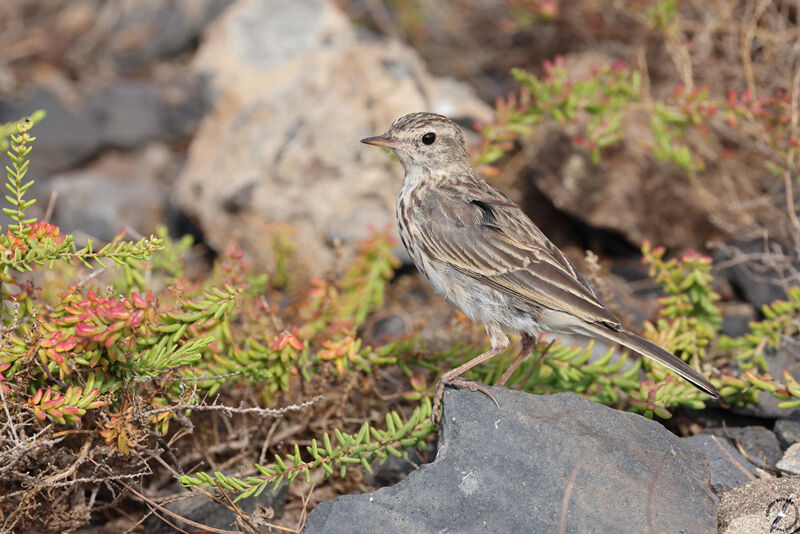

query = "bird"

[{"left": 361, "top": 112, "right": 718, "bottom": 422}]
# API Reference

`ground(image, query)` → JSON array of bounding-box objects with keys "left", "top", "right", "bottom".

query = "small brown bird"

[{"left": 361, "top": 112, "right": 718, "bottom": 422}]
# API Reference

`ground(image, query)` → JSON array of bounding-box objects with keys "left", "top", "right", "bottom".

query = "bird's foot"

[{"left": 431, "top": 375, "right": 499, "bottom": 425}]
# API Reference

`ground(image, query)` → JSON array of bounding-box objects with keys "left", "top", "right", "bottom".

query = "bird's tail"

[{"left": 582, "top": 324, "right": 719, "bottom": 399}]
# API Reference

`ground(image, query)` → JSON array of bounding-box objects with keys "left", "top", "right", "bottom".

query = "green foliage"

[
  {"left": 640, "top": 240, "right": 721, "bottom": 366},
  {"left": 1, "top": 119, "right": 161, "bottom": 274},
  {"left": 0, "top": 110, "right": 45, "bottom": 153},
  {"left": 181, "top": 399, "right": 435, "bottom": 499},
  {"left": 0, "top": 115, "right": 412, "bottom": 465},
  {"left": 473, "top": 58, "right": 642, "bottom": 171},
  {"left": 474, "top": 54, "right": 797, "bottom": 180}
]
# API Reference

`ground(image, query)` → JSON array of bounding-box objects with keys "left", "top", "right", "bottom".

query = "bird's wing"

[{"left": 415, "top": 179, "right": 620, "bottom": 328}]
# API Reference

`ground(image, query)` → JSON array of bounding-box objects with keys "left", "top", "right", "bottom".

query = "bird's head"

[{"left": 361, "top": 112, "right": 471, "bottom": 172}]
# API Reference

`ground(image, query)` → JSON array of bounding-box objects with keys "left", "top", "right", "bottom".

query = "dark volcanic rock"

[
  {"left": 715, "top": 238, "right": 791, "bottom": 310},
  {"left": 0, "top": 80, "right": 205, "bottom": 175},
  {"left": 306, "top": 388, "right": 717, "bottom": 534},
  {"left": 47, "top": 144, "right": 174, "bottom": 240},
  {"left": 107, "top": 0, "right": 234, "bottom": 69},
  {"left": 683, "top": 434, "right": 757, "bottom": 494},
  {"left": 705, "top": 426, "right": 782, "bottom": 467},
  {"left": 0, "top": 89, "right": 101, "bottom": 174},
  {"left": 775, "top": 418, "right": 800, "bottom": 449}
]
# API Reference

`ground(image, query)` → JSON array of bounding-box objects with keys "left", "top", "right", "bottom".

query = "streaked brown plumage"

[{"left": 362, "top": 112, "right": 718, "bottom": 422}]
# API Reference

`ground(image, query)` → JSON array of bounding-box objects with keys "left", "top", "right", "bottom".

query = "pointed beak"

[{"left": 360, "top": 133, "right": 401, "bottom": 149}]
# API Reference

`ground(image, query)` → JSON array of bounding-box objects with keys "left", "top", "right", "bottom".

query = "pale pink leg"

[
  {"left": 432, "top": 325, "right": 509, "bottom": 424},
  {"left": 496, "top": 333, "right": 536, "bottom": 386}
]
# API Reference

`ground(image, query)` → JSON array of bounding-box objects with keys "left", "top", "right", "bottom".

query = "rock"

[
  {"left": 705, "top": 426, "right": 782, "bottom": 467},
  {"left": 683, "top": 434, "right": 757, "bottom": 494},
  {"left": 778, "top": 443, "right": 800, "bottom": 475},
  {"left": 729, "top": 393, "right": 799, "bottom": 420},
  {"left": 721, "top": 314, "right": 752, "bottom": 338},
  {"left": 775, "top": 419, "right": 800, "bottom": 449},
  {"left": 172, "top": 0, "right": 491, "bottom": 272},
  {"left": 519, "top": 53, "right": 717, "bottom": 251},
  {"left": 515, "top": 51, "right": 789, "bottom": 252},
  {"left": 105, "top": 0, "right": 234, "bottom": 69},
  {"left": 146, "top": 482, "right": 287, "bottom": 533},
  {"left": 46, "top": 144, "right": 175, "bottom": 241},
  {"left": 715, "top": 238, "right": 791, "bottom": 310},
  {"left": 717, "top": 476, "right": 800, "bottom": 533},
  {"left": 306, "top": 389, "right": 717, "bottom": 534},
  {"left": 0, "top": 89, "right": 102, "bottom": 174},
  {"left": 90, "top": 80, "right": 206, "bottom": 150},
  {"left": 0, "top": 79, "right": 205, "bottom": 175}
]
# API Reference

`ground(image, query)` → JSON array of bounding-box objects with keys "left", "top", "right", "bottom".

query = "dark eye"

[{"left": 422, "top": 132, "right": 436, "bottom": 145}]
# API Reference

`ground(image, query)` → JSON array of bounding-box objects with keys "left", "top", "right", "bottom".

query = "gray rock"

[
  {"left": 0, "top": 79, "right": 204, "bottom": 175},
  {"left": 715, "top": 238, "right": 791, "bottom": 310},
  {"left": 306, "top": 388, "right": 717, "bottom": 534},
  {"left": 683, "top": 434, "right": 756, "bottom": 494},
  {"left": 717, "top": 476, "right": 800, "bottom": 533},
  {"left": 104, "top": 0, "right": 234, "bottom": 69},
  {"left": 0, "top": 89, "right": 102, "bottom": 174},
  {"left": 146, "top": 483, "right": 287, "bottom": 533},
  {"left": 173, "top": 0, "right": 491, "bottom": 272},
  {"left": 775, "top": 418, "right": 800, "bottom": 449},
  {"left": 777, "top": 443, "right": 800, "bottom": 475},
  {"left": 521, "top": 51, "right": 720, "bottom": 251},
  {"left": 47, "top": 144, "right": 175, "bottom": 241},
  {"left": 705, "top": 426, "right": 782, "bottom": 467},
  {"left": 721, "top": 314, "right": 751, "bottom": 338},
  {"left": 90, "top": 80, "right": 205, "bottom": 149}
]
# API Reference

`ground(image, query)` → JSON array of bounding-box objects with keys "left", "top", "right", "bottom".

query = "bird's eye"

[{"left": 422, "top": 132, "right": 436, "bottom": 145}]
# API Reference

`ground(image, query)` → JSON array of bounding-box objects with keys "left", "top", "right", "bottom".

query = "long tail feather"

[{"left": 583, "top": 324, "right": 719, "bottom": 399}]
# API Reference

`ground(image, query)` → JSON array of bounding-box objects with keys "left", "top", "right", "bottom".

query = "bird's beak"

[{"left": 360, "top": 133, "right": 401, "bottom": 149}]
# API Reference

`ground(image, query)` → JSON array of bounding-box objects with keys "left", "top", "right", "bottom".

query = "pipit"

[{"left": 361, "top": 112, "right": 718, "bottom": 422}]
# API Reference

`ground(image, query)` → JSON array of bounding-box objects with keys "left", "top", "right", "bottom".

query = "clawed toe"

[{"left": 431, "top": 375, "right": 499, "bottom": 425}]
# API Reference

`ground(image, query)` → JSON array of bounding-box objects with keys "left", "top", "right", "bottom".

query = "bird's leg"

[
  {"left": 514, "top": 338, "right": 557, "bottom": 389},
  {"left": 432, "top": 326, "right": 509, "bottom": 424},
  {"left": 496, "top": 333, "right": 536, "bottom": 386}
]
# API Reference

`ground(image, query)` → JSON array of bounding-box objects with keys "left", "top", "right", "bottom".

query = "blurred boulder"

[
  {"left": 91, "top": 80, "right": 205, "bottom": 149},
  {"left": 172, "top": 0, "right": 491, "bottom": 272},
  {"left": 0, "top": 89, "right": 102, "bottom": 174},
  {"left": 714, "top": 238, "right": 793, "bottom": 310},
  {"left": 519, "top": 51, "right": 743, "bottom": 251},
  {"left": 47, "top": 144, "right": 176, "bottom": 241},
  {"left": 0, "top": 79, "right": 205, "bottom": 175},
  {"left": 103, "top": 0, "right": 235, "bottom": 69}
]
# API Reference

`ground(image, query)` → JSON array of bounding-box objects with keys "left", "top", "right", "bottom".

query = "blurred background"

[
  {"left": 2, "top": 0, "right": 796, "bottom": 311},
  {"left": 3, "top": 0, "right": 800, "bottom": 531},
  {"left": 0, "top": 0, "right": 797, "bottom": 282}
]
